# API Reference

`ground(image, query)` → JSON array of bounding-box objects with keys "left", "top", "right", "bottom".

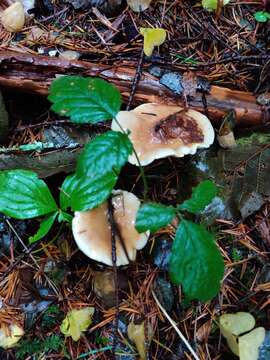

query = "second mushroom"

[
  {"left": 111, "top": 103, "right": 215, "bottom": 166},
  {"left": 72, "top": 190, "right": 149, "bottom": 266}
]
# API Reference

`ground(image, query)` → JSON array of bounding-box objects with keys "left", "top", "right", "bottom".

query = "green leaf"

[
  {"left": 60, "top": 172, "right": 117, "bottom": 212},
  {"left": 135, "top": 203, "right": 176, "bottom": 233},
  {"left": 202, "top": 0, "right": 230, "bottom": 11},
  {"left": 48, "top": 76, "right": 121, "bottom": 124},
  {"left": 169, "top": 220, "right": 224, "bottom": 302},
  {"left": 254, "top": 11, "right": 270, "bottom": 23},
  {"left": 29, "top": 212, "right": 58, "bottom": 244},
  {"left": 0, "top": 170, "right": 58, "bottom": 219},
  {"left": 58, "top": 211, "right": 73, "bottom": 223},
  {"left": 71, "top": 173, "right": 117, "bottom": 211},
  {"left": 77, "top": 131, "right": 132, "bottom": 177},
  {"left": 178, "top": 180, "right": 217, "bottom": 214}
]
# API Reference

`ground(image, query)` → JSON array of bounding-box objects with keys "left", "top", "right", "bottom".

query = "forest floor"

[{"left": 0, "top": 0, "right": 270, "bottom": 359}]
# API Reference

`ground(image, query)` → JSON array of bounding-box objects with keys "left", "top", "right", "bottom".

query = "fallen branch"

[
  {"left": 0, "top": 148, "right": 81, "bottom": 177},
  {"left": 0, "top": 50, "right": 268, "bottom": 126}
]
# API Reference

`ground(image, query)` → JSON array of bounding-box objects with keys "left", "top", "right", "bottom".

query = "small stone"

[
  {"left": 93, "top": 270, "right": 128, "bottom": 308},
  {"left": 152, "top": 238, "right": 172, "bottom": 271},
  {"left": 48, "top": 49, "right": 58, "bottom": 57},
  {"left": 59, "top": 50, "right": 81, "bottom": 61},
  {"left": 63, "top": 0, "right": 89, "bottom": 9},
  {"left": 22, "top": 0, "right": 35, "bottom": 15},
  {"left": 154, "top": 276, "right": 174, "bottom": 313},
  {"left": 256, "top": 264, "right": 270, "bottom": 285},
  {"left": 160, "top": 72, "right": 184, "bottom": 95},
  {"left": 148, "top": 66, "right": 164, "bottom": 78},
  {"left": 258, "top": 331, "right": 270, "bottom": 360}
]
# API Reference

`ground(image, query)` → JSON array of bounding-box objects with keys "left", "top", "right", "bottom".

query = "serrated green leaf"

[
  {"left": 77, "top": 131, "right": 132, "bottom": 177},
  {"left": 48, "top": 76, "right": 121, "bottom": 124},
  {"left": 71, "top": 173, "right": 117, "bottom": 211},
  {"left": 135, "top": 203, "right": 175, "bottom": 233},
  {"left": 178, "top": 180, "right": 217, "bottom": 214},
  {"left": 60, "top": 172, "right": 117, "bottom": 212},
  {"left": 0, "top": 170, "right": 58, "bottom": 219},
  {"left": 29, "top": 211, "right": 58, "bottom": 244},
  {"left": 169, "top": 220, "right": 224, "bottom": 302}
]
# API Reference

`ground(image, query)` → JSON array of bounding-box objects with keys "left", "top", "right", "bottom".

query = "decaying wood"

[
  {"left": 0, "top": 50, "right": 268, "bottom": 126},
  {"left": 0, "top": 148, "right": 82, "bottom": 177}
]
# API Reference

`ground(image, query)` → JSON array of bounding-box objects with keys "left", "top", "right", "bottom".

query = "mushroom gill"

[
  {"left": 111, "top": 103, "right": 215, "bottom": 166},
  {"left": 72, "top": 190, "right": 149, "bottom": 266}
]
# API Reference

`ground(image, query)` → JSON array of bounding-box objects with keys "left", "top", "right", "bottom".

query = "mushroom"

[
  {"left": 72, "top": 190, "right": 149, "bottom": 266},
  {"left": 1, "top": 2, "right": 25, "bottom": 32},
  {"left": 127, "top": 0, "right": 152, "bottom": 12},
  {"left": 111, "top": 103, "right": 215, "bottom": 166}
]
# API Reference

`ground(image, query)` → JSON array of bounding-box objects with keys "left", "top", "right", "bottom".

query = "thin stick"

[
  {"left": 152, "top": 291, "right": 200, "bottom": 360},
  {"left": 5, "top": 219, "right": 59, "bottom": 297},
  {"left": 126, "top": 47, "right": 145, "bottom": 111},
  {"left": 108, "top": 197, "right": 119, "bottom": 358}
]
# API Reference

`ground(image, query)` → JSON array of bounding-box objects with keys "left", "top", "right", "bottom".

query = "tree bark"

[{"left": 0, "top": 50, "right": 268, "bottom": 127}]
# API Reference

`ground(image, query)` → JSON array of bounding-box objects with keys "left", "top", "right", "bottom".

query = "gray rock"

[
  {"left": 160, "top": 72, "right": 184, "bottom": 95},
  {"left": 62, "top": 0, "right": 123, "bottom": 15},
  {"left": 152, "top": 238, "right": 172, "bottom": 271},
  {"left": 63, "top": 0, "right": 89, "bottom": 9},
  {"left": 154, "top": 276, "right": 174, "bottom": 313},
  {"left": 258, "top": 331, "right": 270, "bottom": 360}
]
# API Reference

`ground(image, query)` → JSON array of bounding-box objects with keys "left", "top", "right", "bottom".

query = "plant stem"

[
  {"left": 108, "top": 196, "right": 119, "bottom": 358},
  {"left": 112, "top": 118, "right": 148, "bottom": 201}
]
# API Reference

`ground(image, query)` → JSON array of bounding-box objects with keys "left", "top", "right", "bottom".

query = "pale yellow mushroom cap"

[
  {"left": 1, "top": 2, "right": 25, "bottom": 32},
  {"left": 72, "top": 190, "right": 149, "bottom": 266},
  {"left": 111, "top": 103, "right": 215, "bottom": 166},
  {"left": 127, "top": 0, "right": 152, "bottom": 12}
]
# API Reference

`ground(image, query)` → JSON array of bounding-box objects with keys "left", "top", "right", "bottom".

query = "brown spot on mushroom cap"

[
  {"left": 72, "top": 190, "right": 149, "bottom": 266},
  {"left": 111, "top": 103, "right": 215, "bottom": 166}
]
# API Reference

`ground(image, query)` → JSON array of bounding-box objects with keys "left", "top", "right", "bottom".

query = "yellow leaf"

[
  {"left": 60, "top": 307, "right": 94, "bottom": 341},
  {"left": 219, "top": 312, "right": 266, "bottom": 359},
  {"left": 220, "top": 312, "right": 255, "bottom": 355},
  {"left": 140, "top": 28, "right": 166, "bottom": 57},
  {"left": 127, "top": 321, "right": 154, "bottom": 360},
  {"left": 220, "top": 312, "right": 255, "bottom": 337},
  {"left": 239, "top": 327, "right": 265, "bottom": 360},
  {"left": 0, "top": 324, "right": 24, "bottom": 349}
]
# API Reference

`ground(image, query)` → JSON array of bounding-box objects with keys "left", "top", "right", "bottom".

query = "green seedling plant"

[
  {"left": 254, "top": 10, "right": 270, "bottom": 22},
  {"left": 0, "top": 76, "right": 224, "bottom": 302},
  {"left": 135, "top": 180, "right": 224, "bottom": 302}
]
